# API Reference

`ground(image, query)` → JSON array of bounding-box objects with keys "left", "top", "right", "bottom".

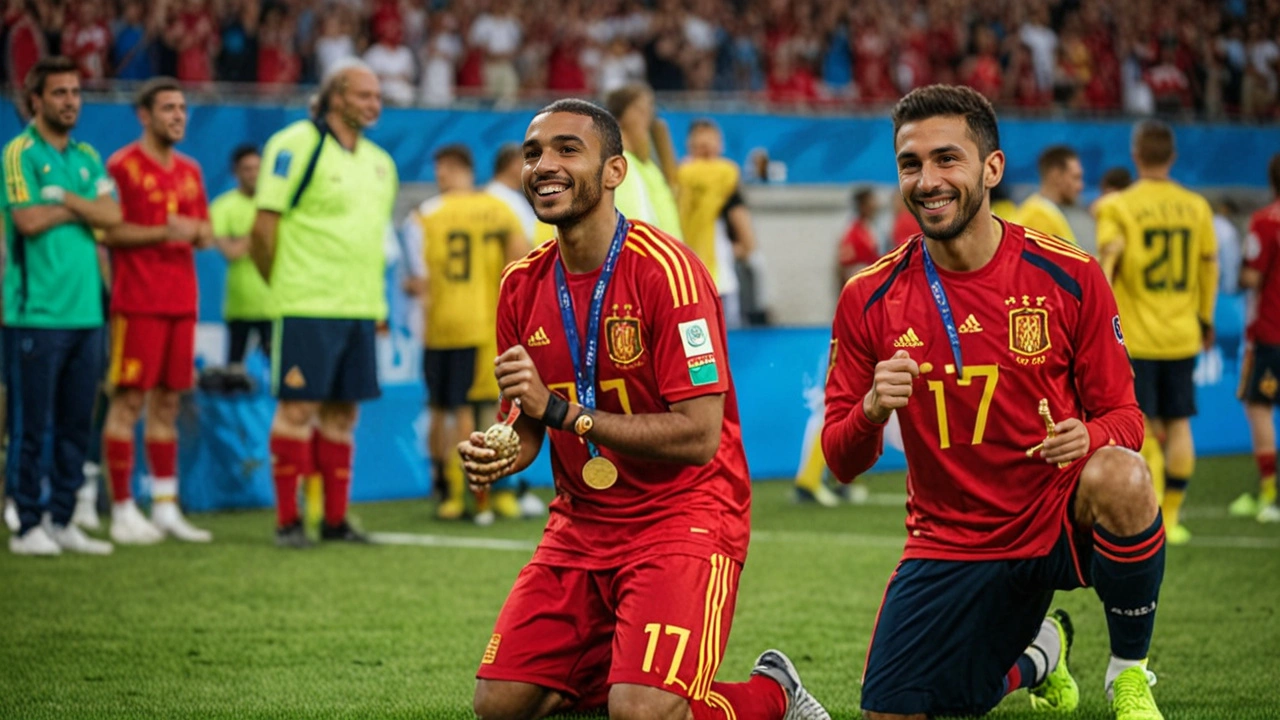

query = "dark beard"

[
  {"left": 43, "top": 111, "right": 75, "bottom": 134},
  {"left": 529, "top": 163, "right": 604, "bottom": 227},
  {"left": 912, "top": 178, "right": 987, "bottom": 242}
]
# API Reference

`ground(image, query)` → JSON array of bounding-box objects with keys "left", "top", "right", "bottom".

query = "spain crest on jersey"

[
  {"left": 1008, "top": 307, "right": 1052, "bottom": 356},
  {"left": 605, "top": 304, "right": 644, "bottom": 366}
]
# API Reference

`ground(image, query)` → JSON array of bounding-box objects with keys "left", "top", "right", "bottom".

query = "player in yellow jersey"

[
  {"left": 1015, "top": 145, "right": 1082, "bottom": 245},
  {"left": 677, "top": 119, "right": 756, "bottom": 327},
  {"left": 403, "top": 144, "right": 528, "bottom": 522},
  {"left": 1097, "top": 120, "right": 1217, "bottom": 545}
]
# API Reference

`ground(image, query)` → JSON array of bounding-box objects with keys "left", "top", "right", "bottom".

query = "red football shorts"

[
  {"left": 476, "top": 551, "right": 742, "bottom": 710},
  {"left": 107, "top": 314, "right": 196, "bottom": 392}
]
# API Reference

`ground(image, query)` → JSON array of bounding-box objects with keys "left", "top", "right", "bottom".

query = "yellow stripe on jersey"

[
  {"left": 624, "top": 241, "right": 648, "bottom": 256},
  {"left": 643, "top": 226, "right": 702, "bottom": 305},
  {"left": 629, "top": 229, "right": 688, "bottom": 308},
  {"left": 632, "top": 225, "right": 694, "bottom": 306},
  {"left": 1027, "top": 230, "right": 1092, "bottom": 263},
  {"left": 500, "top": 239, "right": 557, "bottom": 286},
  {"left": 705, "top": 690, "right": 738, "bottom": 720},
  {"left": 689, "top": 554, "right": 734, "bottom": 701},
  {"left": 4, "top": 140, "right": 29, "bottom": 204}
]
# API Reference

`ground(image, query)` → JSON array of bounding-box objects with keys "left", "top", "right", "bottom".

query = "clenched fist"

[{"left": 864, "top": 350, "right": 920, "bottom": 424}]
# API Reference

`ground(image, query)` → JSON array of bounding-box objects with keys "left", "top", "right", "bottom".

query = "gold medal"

[{"left": 582, "top": 456, "right": 618, "bottom": 490}]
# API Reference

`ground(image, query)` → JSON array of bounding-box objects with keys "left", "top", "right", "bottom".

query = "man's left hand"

[
  {"left": 1040, "top": 418, "right": 1090, "bottom": 464},
  {"left": 495, "top": 345, "right": 551, "bottom": 420}
]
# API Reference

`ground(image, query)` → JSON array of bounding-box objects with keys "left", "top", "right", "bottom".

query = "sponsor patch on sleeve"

[
  {"left": 678, "top": 318, "right": 711, "bottom": 358},
  {"left": 687, "top": 354, "right": 719, "bottom": 386},
  {"left": 273, "top": 150, "right": 293, "bottom": 178},
  {"left": 1112, "top": 315, "right": 1125, "bottom": 345}
]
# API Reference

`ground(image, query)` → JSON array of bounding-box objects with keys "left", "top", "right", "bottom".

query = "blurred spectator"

[
  {"left": 419, "top": 10, "right": 461, "bottom": 106},
  {"left": 165, "top": 0, "right": 217, "bottom": 84},
  {"left": 765, "top": 46, "right": 817, "bottom": 105},
  {"left": 257, "top": 2, "right": 299, "bottom": 87},
  {"left": 543, "top": 16, "right": 587, "bottom": 95},
  {"left": 109, "top": 0, "right": 156, "bottom": 81},
  {"left": 216, "top": 0, "right": 258, "bottom": 84},
  {"left": 1147, "top": 43, "right": 1192, "bottom": 115},
  {"left": 837, "top": 187, "right": 881, "bottom": 284},
  {"left": 961, "top": 25, "right": 1002, "bottom": 102},
  {"left": 598, "top": 35, "right": 644, "bottom": 95},
  {"left": 1019, "top": 2, "right": 1057, "bottom": 97},
  {"left": 62, "top": 0, "right": 109, "bottom": 83},
  {"left": 363, "top": 17, "right": 414, "bottom": 105},
  {"left": 468, "top": 0, "right": 521, "bottom": 106},
  {"left": 312, "top": 4, "right": 355, "bottom": 84},
  {"left": 6, "top": 1, "right": 47, "bottom": 104}
]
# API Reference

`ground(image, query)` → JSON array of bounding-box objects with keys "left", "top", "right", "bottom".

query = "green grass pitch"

[{"left": 2, "top": 454, "right": 1277, "bottom": 719}]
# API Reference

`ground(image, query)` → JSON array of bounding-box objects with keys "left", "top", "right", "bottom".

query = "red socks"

[
  {"left": 270, "top": 434, "right": 312, "bottom": 528},
  {"left": 315, "top": 434, "right": 353, "bottom": 527},
  {"left": 690, "top": 676, "right": 787, "bottom": 720},
  {"left": 105, "top": 436, "right": 134, "bottom": 502},
  {"left": 145, "top": 438, "right": 177, "bottom": 478}
]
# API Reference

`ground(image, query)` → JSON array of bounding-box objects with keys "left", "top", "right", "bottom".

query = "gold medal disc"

[{"left": 582, "top": 456, "right": 618, "bottom": 490}]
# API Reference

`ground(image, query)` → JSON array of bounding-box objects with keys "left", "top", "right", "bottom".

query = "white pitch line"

[{"left": 367, "top": 532, "right": 535, "bottom": 552}]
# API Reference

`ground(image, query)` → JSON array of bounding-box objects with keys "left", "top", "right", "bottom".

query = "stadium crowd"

[{"left": 3, "top": 0, "right": 1279, "bottom": 117}]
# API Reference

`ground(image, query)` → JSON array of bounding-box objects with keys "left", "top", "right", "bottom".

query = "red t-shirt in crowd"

[
  {"left": 1245, "top": 200, "right": 1280, "bottom": 346},
  {"left": 823, "top": 220, "right": 1143, "bottom": 561},
  {"left": 106, "top": 142, "right": 209, "bottom": 317},
  {"left": 497, "top": 220, "right": 752, "bottom": 570}
]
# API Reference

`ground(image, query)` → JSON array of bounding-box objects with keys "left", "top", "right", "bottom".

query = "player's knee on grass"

[
  {"left": 472, "top": 679, "right": 563, "bottom": 720},
  {"left": 608, "top": 683, "right": 692, "bottom": 720},
  {"left": 1077, "top": 446, "right": 1157, "bottom": 534}
]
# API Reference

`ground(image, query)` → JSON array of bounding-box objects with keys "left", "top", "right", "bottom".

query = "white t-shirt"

[
  {"left": 469, "top": 13, "right": 522, "bottom": 56},
  {"left": 315, "top": 35, "right": 355, "bottom": 81},
  {"left": 1019, "top": 23, "right": 1057, "bottom": 92},
  {"left": 363, "top": 42, "right": 417, "bottom": 105},
  {"left": 421, "top": 32, "right": 462, "bottom": 106},
  {"left": 597, "top": 50, "right": 646, "bottom": 94}
]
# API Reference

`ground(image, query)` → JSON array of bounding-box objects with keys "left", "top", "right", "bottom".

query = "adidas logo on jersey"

[
  {"left": 527, "top": 327, "right": 551, "bottom": 347},
  {"left": 958, "top": 314, "right": 983, "bottom": 333},
  {"left": 893, "top": 328, "right": 924, "bottom": 348}
]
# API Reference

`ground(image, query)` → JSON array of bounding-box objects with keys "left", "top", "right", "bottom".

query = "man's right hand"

[
  {"left": 863, "top": 350, "right": 920, "bottom": 424},
  {"left": 166, "top": 214, "right": 200, "bottom": 242},
  {"left": 458, "top": 431, "right": 517, "bottom": 488}
]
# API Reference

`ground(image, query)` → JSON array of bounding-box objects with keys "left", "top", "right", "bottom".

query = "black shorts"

[
  {"left": 1238, "top": 343, "right": 1280, "bottom": 405},
  {"left": 423, "top": 347, "right": 477, "bottom": 410},
  {"left": 227, "top": 319, "right": 273, "bottom": 364},
  {"left": 1131, "top": 357, "right": 1197, "bottom": 419},
  {"left": 860, "top": 510, "right": 1093, "bottom": 716},
  {"left": 271, "top": 317, "right": 380, "bottom": 402}
]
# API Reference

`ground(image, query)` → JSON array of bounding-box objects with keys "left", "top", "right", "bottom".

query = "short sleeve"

[
  {"left": 209, "top": 196, "right": 232, "bottom": 237},
  {"left": 256, "top": 126, "right": 312, "bottom": 214},
  {"left": 3, "top": 139, "right": 42, "bottom": 209},
  {"left": 190, "top": 164, "right": 210, "bottom": 220},
  {"left": 79, "top": 144, "right": 115, "bottom": 199},
  {"left": 648, "top": 257, "right": 730, "bottom": 405}
]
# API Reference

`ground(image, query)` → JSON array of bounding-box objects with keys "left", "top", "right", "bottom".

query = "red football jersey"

[
  {"left": 1245, "top": 200, "right": 1280, "bottom": 346},
  {"left": 823, "top": 219, "right": 1143, "bottom": 561},
  {"left": 498, "top": 220, "right": 751, "bottom": 570},
  {"left": 107, "top": 143, "right": 209, "bottom": 317}
]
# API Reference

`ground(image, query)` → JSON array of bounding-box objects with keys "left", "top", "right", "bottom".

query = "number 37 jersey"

[
  {"left": 1096, "top": 178, "right": 1217, "bottom": 360},
  {"left": 824, "top": 220, "right": 1144, "bottom": 561}
]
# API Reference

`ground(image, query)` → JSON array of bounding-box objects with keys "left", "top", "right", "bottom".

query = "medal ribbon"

[
  {"left": 553, "top": 212, "right": 629, "bottom": 458},
  {"left": 919, "top": 241, "right": 965, "bottom": 378}
]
